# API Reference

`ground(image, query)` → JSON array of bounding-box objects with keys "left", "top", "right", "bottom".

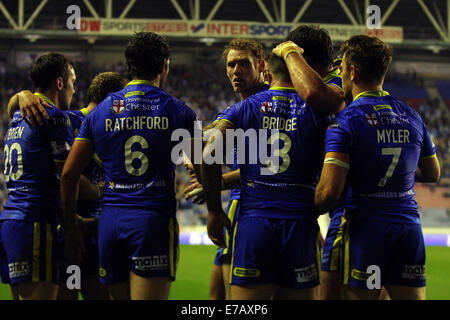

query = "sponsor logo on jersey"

[
  {"left": 365, "top": 113, "right": 379, "bottom": 127},
  {"left": 9, "top": 261, "right": 30, "bottom": 278},
  {"left": 111, "top": 100, "right": 125, "bottom": 114},
  {"left": 260, "top": 102, "right": 273, "bottom": 113},
  {"left": 402, "top": 265, "right": 425, "bottom": 280},
  {"left": 295, "top": 264, "right": 318, "bottom": 283},
  {"left": 233, "top": 267, "right": 260, "bottom": 278},
  {"left": 327, "top": 122, "right": 340, "bottom": 130},
  {"left": 351, "top": 268, "right": 372, "bottom": 281},
  {"left": 132, "top": 255, "right": 168, "bottom": 271}
]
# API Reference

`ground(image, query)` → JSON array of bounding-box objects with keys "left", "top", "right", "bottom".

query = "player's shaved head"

[
  {"left": 222, "top": 38, "right": 265, "bottom": 63},
  {"left": 340, "top": 35, "right": 393, "bottom": 85},
  {"left": 286, "top": 25, "right": 334, "bottom": 68},
  {"left": 125, "top": 32, "right": 170, "bottom": 80},
  {"left": 30, "top": 52, "right": 74, "bottom": 91},
  {"left": 87, "top": 72, "right": 127, "bottom": 104}
]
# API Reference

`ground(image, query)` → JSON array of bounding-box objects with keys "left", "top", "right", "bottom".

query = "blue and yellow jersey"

[
  {"left": 221, "top": 86, "right": 331, "bottom": 220},
  {"left": 2, "top": 93, "right": 73, "bottom": 223},
  {"left": 325, "top": 91, "right": 436, "bottom": 224},
  {"left": 76, "top": 80, "right": 198, "bottom": 214},
  {"left": 323, "top": 68, "right": 343, "bottom": 93},
  {"left": 214, "top": 83, "right": 270, "bottom": 201},
  {"left": 66, "top": 108, "right": 103, "bottom": 218}
]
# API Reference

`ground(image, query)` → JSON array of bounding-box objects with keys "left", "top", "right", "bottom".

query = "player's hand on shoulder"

[
  {"left": 207, "top": 209, "right": 231, "bottom": 249},
  {"left": 18, "top": 90, "right": 51, "bottom": 127}
]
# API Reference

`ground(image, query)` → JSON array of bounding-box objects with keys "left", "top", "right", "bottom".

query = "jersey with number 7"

[
  {"left": 325, "top": 91, "right": 436, "bottom": 224},
  {"left": 76, "top": 80, "right": 198, "bottom": 214}
]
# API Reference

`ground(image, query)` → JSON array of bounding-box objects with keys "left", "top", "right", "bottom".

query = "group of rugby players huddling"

[{"left": 1, "top": 25, "right": 439, "bottom": 300}]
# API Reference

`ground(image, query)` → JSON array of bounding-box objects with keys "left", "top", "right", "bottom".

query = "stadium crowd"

[{"left": 0, "top": 59, "right": 448, "bottom": 221}]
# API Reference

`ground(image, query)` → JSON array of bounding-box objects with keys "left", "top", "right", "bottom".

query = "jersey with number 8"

[
  {"left": 325, "top": 91, "right": 436, "bottom": 224},
  {"left": 221, "top": 87, "right": 331, "bottom": 220},
  {"left": 76, "top": 80, "right": 198, "bottom": 213}
]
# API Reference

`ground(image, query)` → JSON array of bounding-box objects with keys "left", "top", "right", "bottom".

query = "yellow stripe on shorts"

[
  {"left": 32, "top": 222, "right": 40, "bottom": 282},
  {"left": 223, "top": 200, "right": 238, "bottom": 255},
  {"left": 343, "top": 220, "right": 350, "bottom": 285},
  {"left": 229, "top": 220, "right": 239, "bottom": 285},
  {"left": 169, "top": 218, "right": 175, "bottom": 277},
  {"left": 330, "top": 214, "right": 346, "bottom": 271},
  {"left": 45, "top": 224, "right": 52, "bottom": 282}
]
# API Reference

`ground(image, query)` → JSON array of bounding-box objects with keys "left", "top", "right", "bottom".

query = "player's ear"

[
  {"left": 56, "top": 76, "right": 64, "bottom": 91},
  {"left": 349, "top": 64, "right": 357, "bottom": 82}
]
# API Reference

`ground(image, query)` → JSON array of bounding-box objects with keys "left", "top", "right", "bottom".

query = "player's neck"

[
  {"left": 239, "top": 81, "right": 266, "bottom": 100},
  {"left": 132, "top": 76, "right": 159, "bottom": 87},
  {"left": 352, "top": 83, "right": 383, "bottom": 100},
  {"left": 270, "top": 79, "right": 294, "bottom": 89},
  {"left": 35, "top": 89, "right": 59, "bottom": 109},
  {"left": 86, "top": 102, "right": 97, "bottom": 113}
]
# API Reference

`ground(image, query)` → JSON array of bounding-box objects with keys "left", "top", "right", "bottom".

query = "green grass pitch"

[{"left": 0, "top": 245, "right": 448, "bottom": 300}]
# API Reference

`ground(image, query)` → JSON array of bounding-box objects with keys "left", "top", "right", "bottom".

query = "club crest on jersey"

[
  {"left": 260, "top": 102, "right": 273, "bottom": 113},
  {"left": 365, "top": 113, "right": 379, "bottom": 127},
  {"left": 111, "top": 100, "right": 125, "bottom": 114}
]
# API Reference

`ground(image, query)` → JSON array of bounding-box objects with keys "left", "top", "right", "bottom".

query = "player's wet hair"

[
  {"left": 87, "top": 72, "right": 127, "bottom": 104},
  {"left": 125, "top": 32, "right": 170, "bottom": 80},
  {"left": 222, "top": 38, "right": 265, "bottom": 63},
  {"left": 268, "top": 52, "right": 290, "bottom": 82},
  {"left": 30, "top": 52, "right": 73, "bottom": 91},
  {"left": 286, "top": 25, "right": 334, "bottom": 68},
  {"left": 340, "top": 35, "right": 393, "bottom": 85}
]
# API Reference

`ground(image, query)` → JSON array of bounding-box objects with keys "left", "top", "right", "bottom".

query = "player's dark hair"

[
  {"left": 87, "top": 72, "right": 127, "bottom": 104},
  {"left": 285, "top": 25, "right": 334, "bottom": 68},
  {"left": 340, "top": 35, "right": 393, "bottom": 84},
  {"left": 268, "top": 53, "right": 290, "bottom": 82},
  {"left": 30, "top": 52, "right": 73, "bottom": 91},
  {"left": 125, "top": 32, "right": 170, "bottom": 80},
  {"left": 222, "top": 38, "right": 265, "bottom": 63}
]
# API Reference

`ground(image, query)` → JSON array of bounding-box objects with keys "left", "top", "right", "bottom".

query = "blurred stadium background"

[{"left": 0, "top": 0, "right": 449, "bottom": 299}]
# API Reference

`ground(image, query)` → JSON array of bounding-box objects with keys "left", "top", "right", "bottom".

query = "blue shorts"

[
  {"left": 98, "top": 206, "right": 179, "bottom": 285},
  {"left": 321, "top": 211, "right": 345, "bottom": 272},
  {"left": 214, "top": 199, "right": 240, "bottom": 266},
  {"left": 0, "top": 220, "right": 60, "bottom": 285},
  {"left": 340, "top": 218, "right": 426, "bottom": 288},
  {"left": 230, "top": 216, "right": 321, "bottom": 289}
]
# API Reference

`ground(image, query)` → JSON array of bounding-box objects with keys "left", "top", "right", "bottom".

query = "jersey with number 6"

[
  {"left": 2, "top": 107, "right": 73, "bottom": 223},
  {"left": 221, "top": 86, "right": 331, "bottom": 220},
  {"left": 76, "top": 80, "right": 198, "bottom": 214},
  {"left": 325, "top": 91, "right": 436, "bottom": 224}
]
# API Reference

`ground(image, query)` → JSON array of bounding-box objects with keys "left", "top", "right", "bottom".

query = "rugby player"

[
  {"left": 8, "top": 73, "right": 127, "bottom": 300},
  {"left": 202, "top": 49, "right": 334, "bottom": 300},
  {"left": 1, "top": 53, "right": 101, "bottom": 300},
  {"left": 315, "top": 35, "right": 440, "bottom": 300},
  {"left": 60, "top": 32, "right": 199, "bottom": 300},
  {"left": 184, "top": 38, "right": 269, "bottom": 300},
  {"left": 273, "top": 25, "right": 347, "bottom": 300}
]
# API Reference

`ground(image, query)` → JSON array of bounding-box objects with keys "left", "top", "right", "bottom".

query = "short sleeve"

[
  {"left": 47, "top": 113, "right": 73, "bottom": 162},
  {"left": 420, "top": 122, "right": 437, "bottom": 159},
  {"left": 327, "top": 76, "right": 343, "bottom": 93},
  {"left": 324, "top": 113, "right": 352, "bottom": 154},
  {"left": 76, "top": 112, "right": 93, "bottom": 142},
  {"left": 221, "top": 102, "right": 243, "bottom": 128}
]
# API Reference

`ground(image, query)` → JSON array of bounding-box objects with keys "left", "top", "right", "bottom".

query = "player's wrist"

[{"left": 279, "top": 42, "right": 303, "bottom": 61}]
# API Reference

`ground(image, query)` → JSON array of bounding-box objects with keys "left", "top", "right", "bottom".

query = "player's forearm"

[
  {"left": 314, "top": 188, "right": 339, "bottom": 214},
  {"left": 78, "top": 175, "right": 102, "bottom": 199},
  {"left": 60, "top": 173, "right": 80, "bottom": 227},
  {"left": 7, "top": 94, "right": 19, "bottom": 120},
  {"left": 222, "top": 169, "right": 240, "bottom": 190},
  {"left": 201, "top": 161, "right": 223, "bottom": 212},
  {"left": 285, "top": 53, "right": 343, "bottom": 114}
]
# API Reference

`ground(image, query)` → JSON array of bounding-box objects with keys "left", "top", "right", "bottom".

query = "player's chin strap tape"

[{"left": 324, "top": 157, "right": 350, "bottom": 170}]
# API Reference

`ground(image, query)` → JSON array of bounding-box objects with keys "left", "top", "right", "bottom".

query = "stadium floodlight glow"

[
  {"left": 198, "top": 37, "right": 218, "bottom": 45},
  {"left": 23, "top": 34, "right": 40, "bottom": 42}
]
